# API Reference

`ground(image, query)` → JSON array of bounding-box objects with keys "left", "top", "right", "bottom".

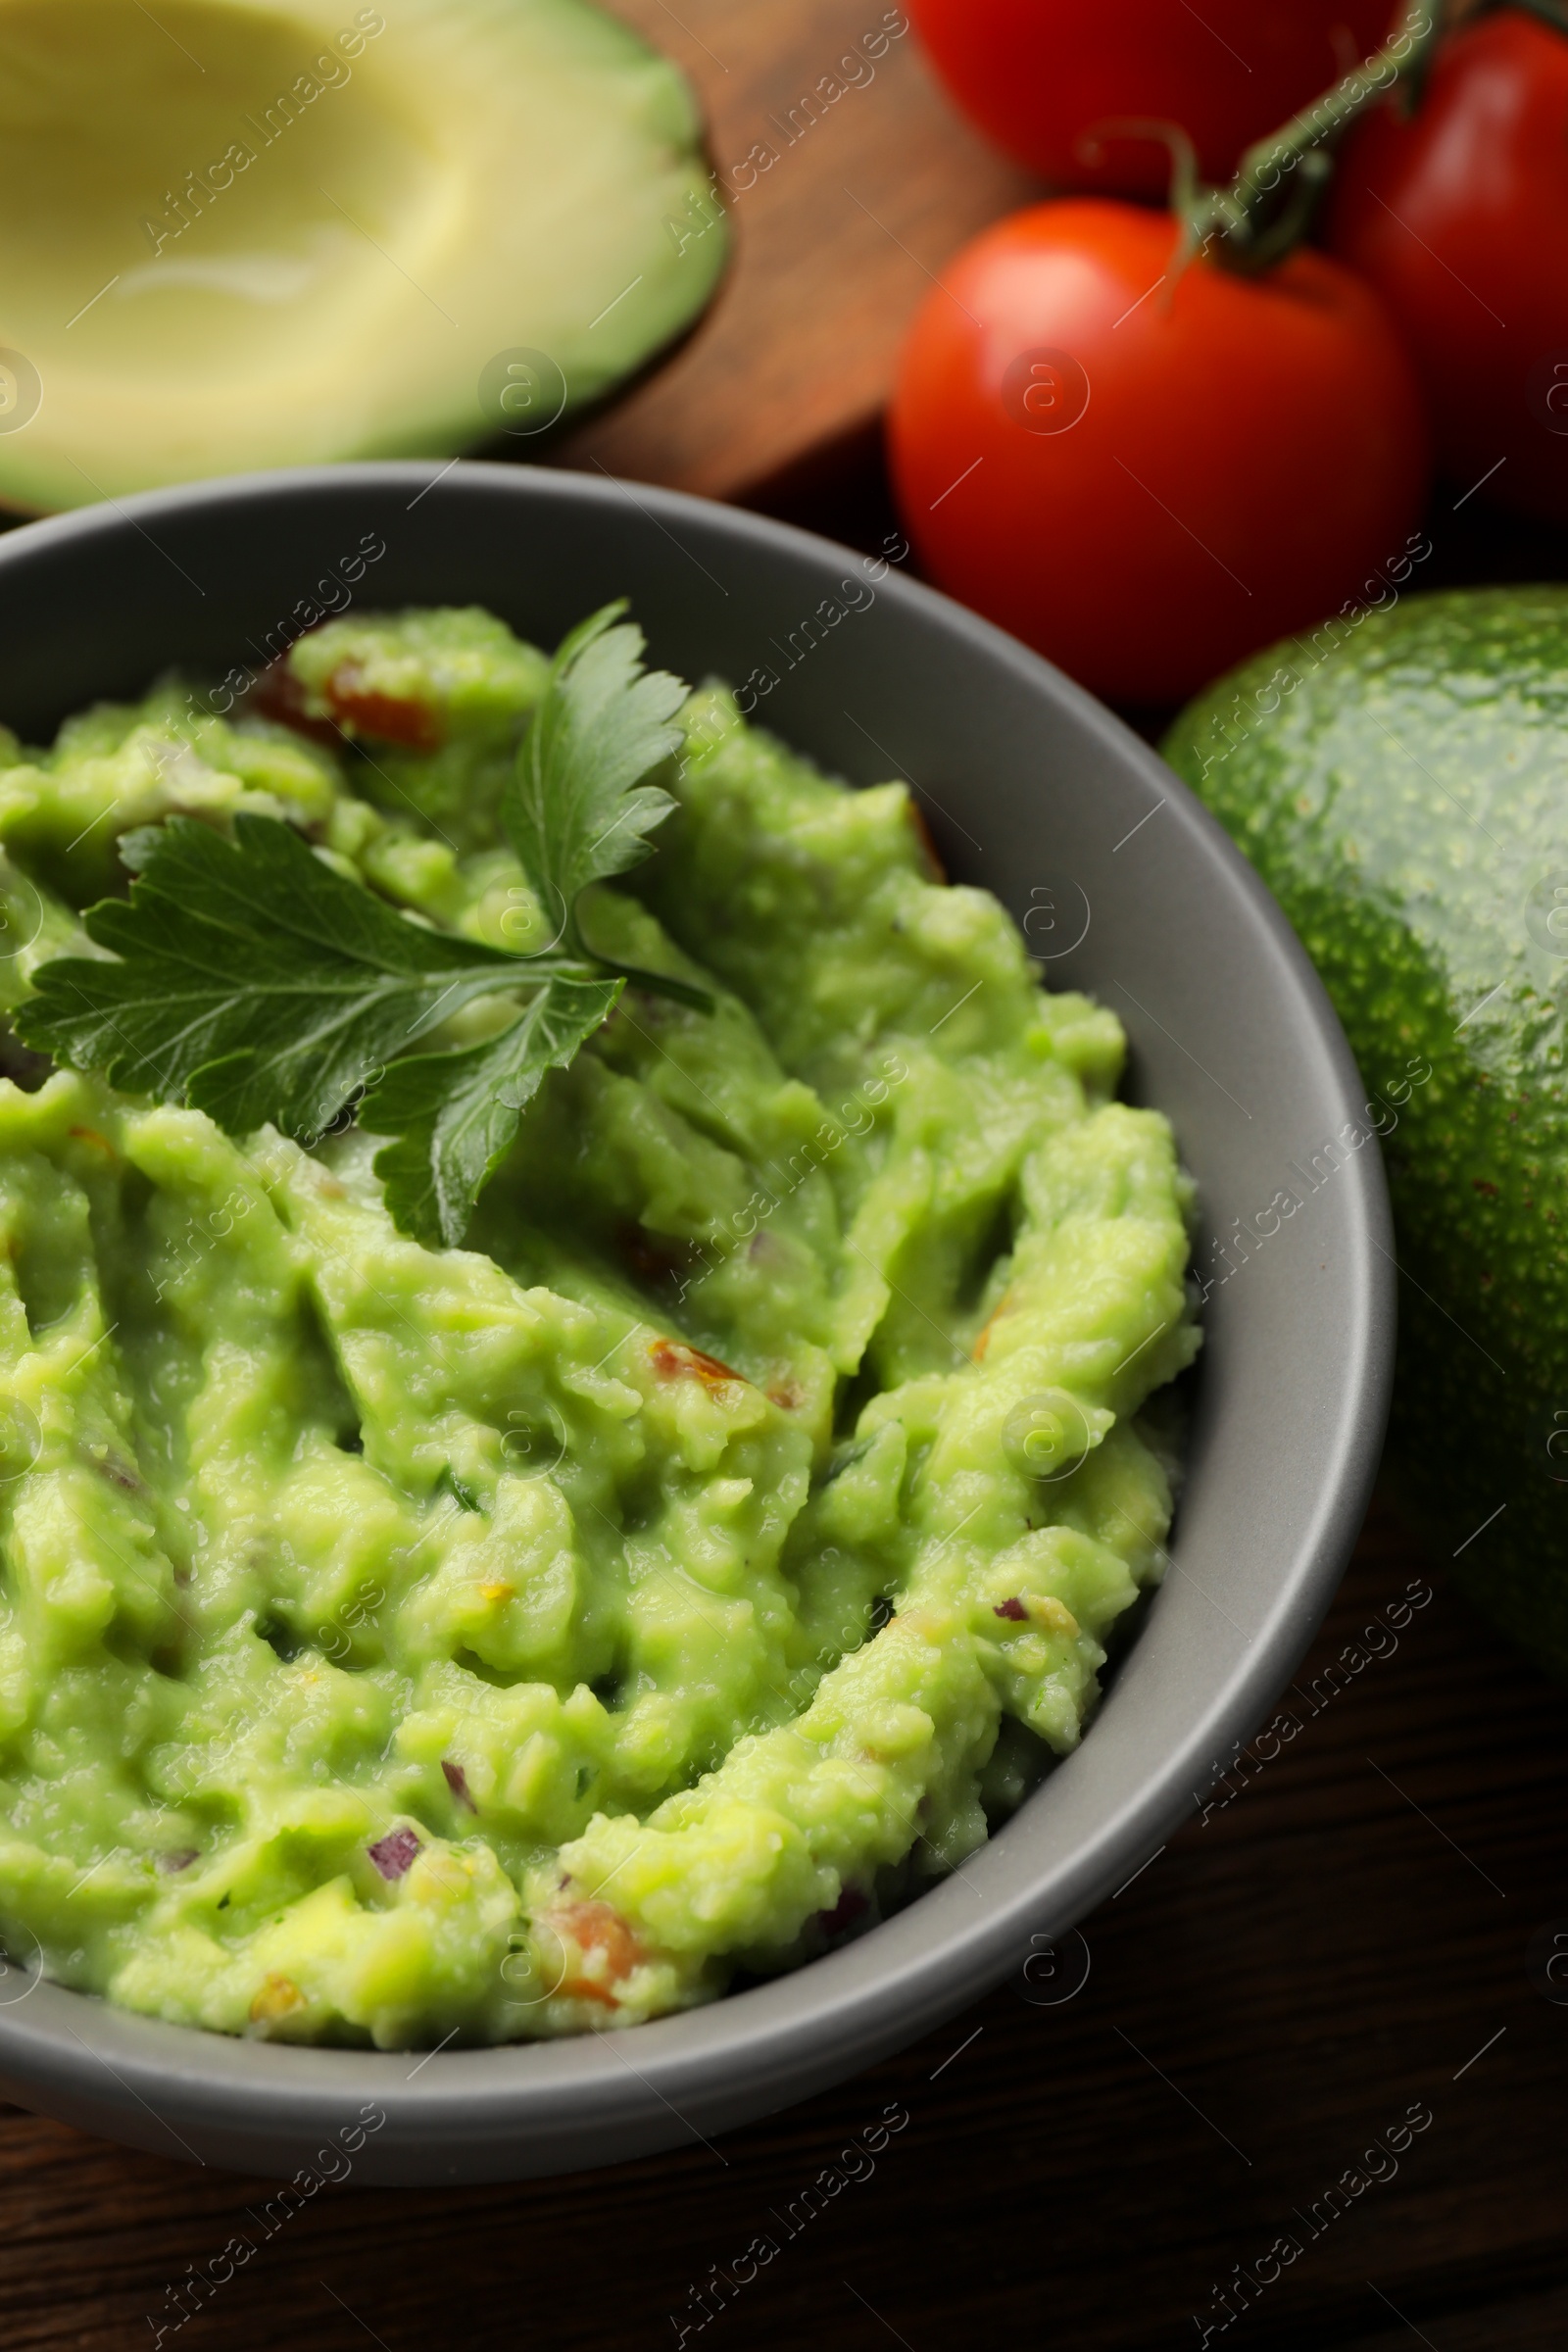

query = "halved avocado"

[{"left": 0, "top": 0, "right": 728, "bottom": 509}]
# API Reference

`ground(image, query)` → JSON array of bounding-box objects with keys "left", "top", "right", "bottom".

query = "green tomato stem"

[
  {"left": 1507, "top": 0, "right": 1568, "bottom": 33},
  {"left": 1192, "top": 0, "right": 1454, "bottom": 274}
]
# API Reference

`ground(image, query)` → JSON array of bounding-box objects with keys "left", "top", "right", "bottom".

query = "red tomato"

[
  {"left": 907, "top": 0, "right": 1396, "bottom": 197},
  {"left": 1328, "top": 9, "right": 1568, "bottom": 525},
  {"left": 886, "top": 201, "right": 1429, "bottom": 706}
]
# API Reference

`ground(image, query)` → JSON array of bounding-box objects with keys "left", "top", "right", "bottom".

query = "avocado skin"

[{"left": 1163, "top": 586, "right": 1568, "bottom": 1676}]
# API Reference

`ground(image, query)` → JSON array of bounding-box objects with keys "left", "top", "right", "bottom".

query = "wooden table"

[
  {"left": 549, "top": 0, "right": 1038, "bottom": 505},
  {"left": 10, "top": 7, "right": 1568, "bottom": 2344}
]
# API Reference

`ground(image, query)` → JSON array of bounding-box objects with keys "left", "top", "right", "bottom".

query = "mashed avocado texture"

[{"left": 0, "top": 610, "right": 1199, "bottom": 2045}]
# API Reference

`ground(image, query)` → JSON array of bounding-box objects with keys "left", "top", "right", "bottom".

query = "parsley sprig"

[{"left": 18, "top": 603, "right": 708, "bottom": 1248}]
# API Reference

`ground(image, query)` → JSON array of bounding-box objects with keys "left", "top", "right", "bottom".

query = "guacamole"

[{"left": 0, "top": 609, "right": 1199, "bottom": 2045}]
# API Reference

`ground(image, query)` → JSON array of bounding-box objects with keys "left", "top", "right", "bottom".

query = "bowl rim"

[{"left": 0, "top": 460, "right": 1396, "bottom": 2176}]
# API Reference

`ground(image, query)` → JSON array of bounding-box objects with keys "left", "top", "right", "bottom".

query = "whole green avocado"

[{"left": 1164, "top": 585, "right": 1568, "bottom": 1677}]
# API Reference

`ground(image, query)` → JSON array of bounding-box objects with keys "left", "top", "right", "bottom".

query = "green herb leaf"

[
  {"left": 361, "top": 971, "right": 622, "bottom": 1249},
  {"left": 18, "top": 602, "right": 709, "bottom": 1250},
  {"left": 436, "top": 1465, "right": 483, "bottom": 1513},
  {"left": 17, "top": 813, "right": 562, "bottom": 1141},
  {"left": 504, "top": 602, "right": 687, "bottom": 954}
]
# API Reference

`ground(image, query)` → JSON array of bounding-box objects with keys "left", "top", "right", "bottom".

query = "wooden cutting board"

[{"left": 550, "top": 0, "right": 1037, "bottom": 502}]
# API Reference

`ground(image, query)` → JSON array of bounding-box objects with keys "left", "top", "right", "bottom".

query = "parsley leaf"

[
  {"left": 16, "top": 812, "right": 545, "bottom": 1141},
  {"left": 504, "top": 602, "right": 686, "bottom": 960},
  {"left": 361, "top": 971, "right": 623, "bottom": 1248},
  {"left": 17, "top": 599, "right": 710, "bottom": 1248}
]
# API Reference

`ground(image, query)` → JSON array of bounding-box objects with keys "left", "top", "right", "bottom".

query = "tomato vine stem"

[
  {"left": 1506, "top": 0, "right": 1568, "bottom": 33},
  {"left": 1191, "top": 0, "right": 1452, "bottom": 273}
]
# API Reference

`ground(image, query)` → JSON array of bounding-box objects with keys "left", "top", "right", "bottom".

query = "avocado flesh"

[
  {"left": 0, "top": 0, "right": 727, "bottom": 510},
  {"left": 1164, "top": 587, "right": 1568, "bottom": 1678}
]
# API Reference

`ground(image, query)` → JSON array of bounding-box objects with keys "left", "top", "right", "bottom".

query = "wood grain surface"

[
  {"left": 3, "top": 1491, "right": 1566, "bottom": 2352},
  {"left": 548, "top": 0, "right": 1037, "bottom": 502}
]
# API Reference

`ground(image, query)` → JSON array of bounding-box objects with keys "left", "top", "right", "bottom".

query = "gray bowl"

[{"left": 0, "top": 463, "right": 1393, "bottom": 2182}]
